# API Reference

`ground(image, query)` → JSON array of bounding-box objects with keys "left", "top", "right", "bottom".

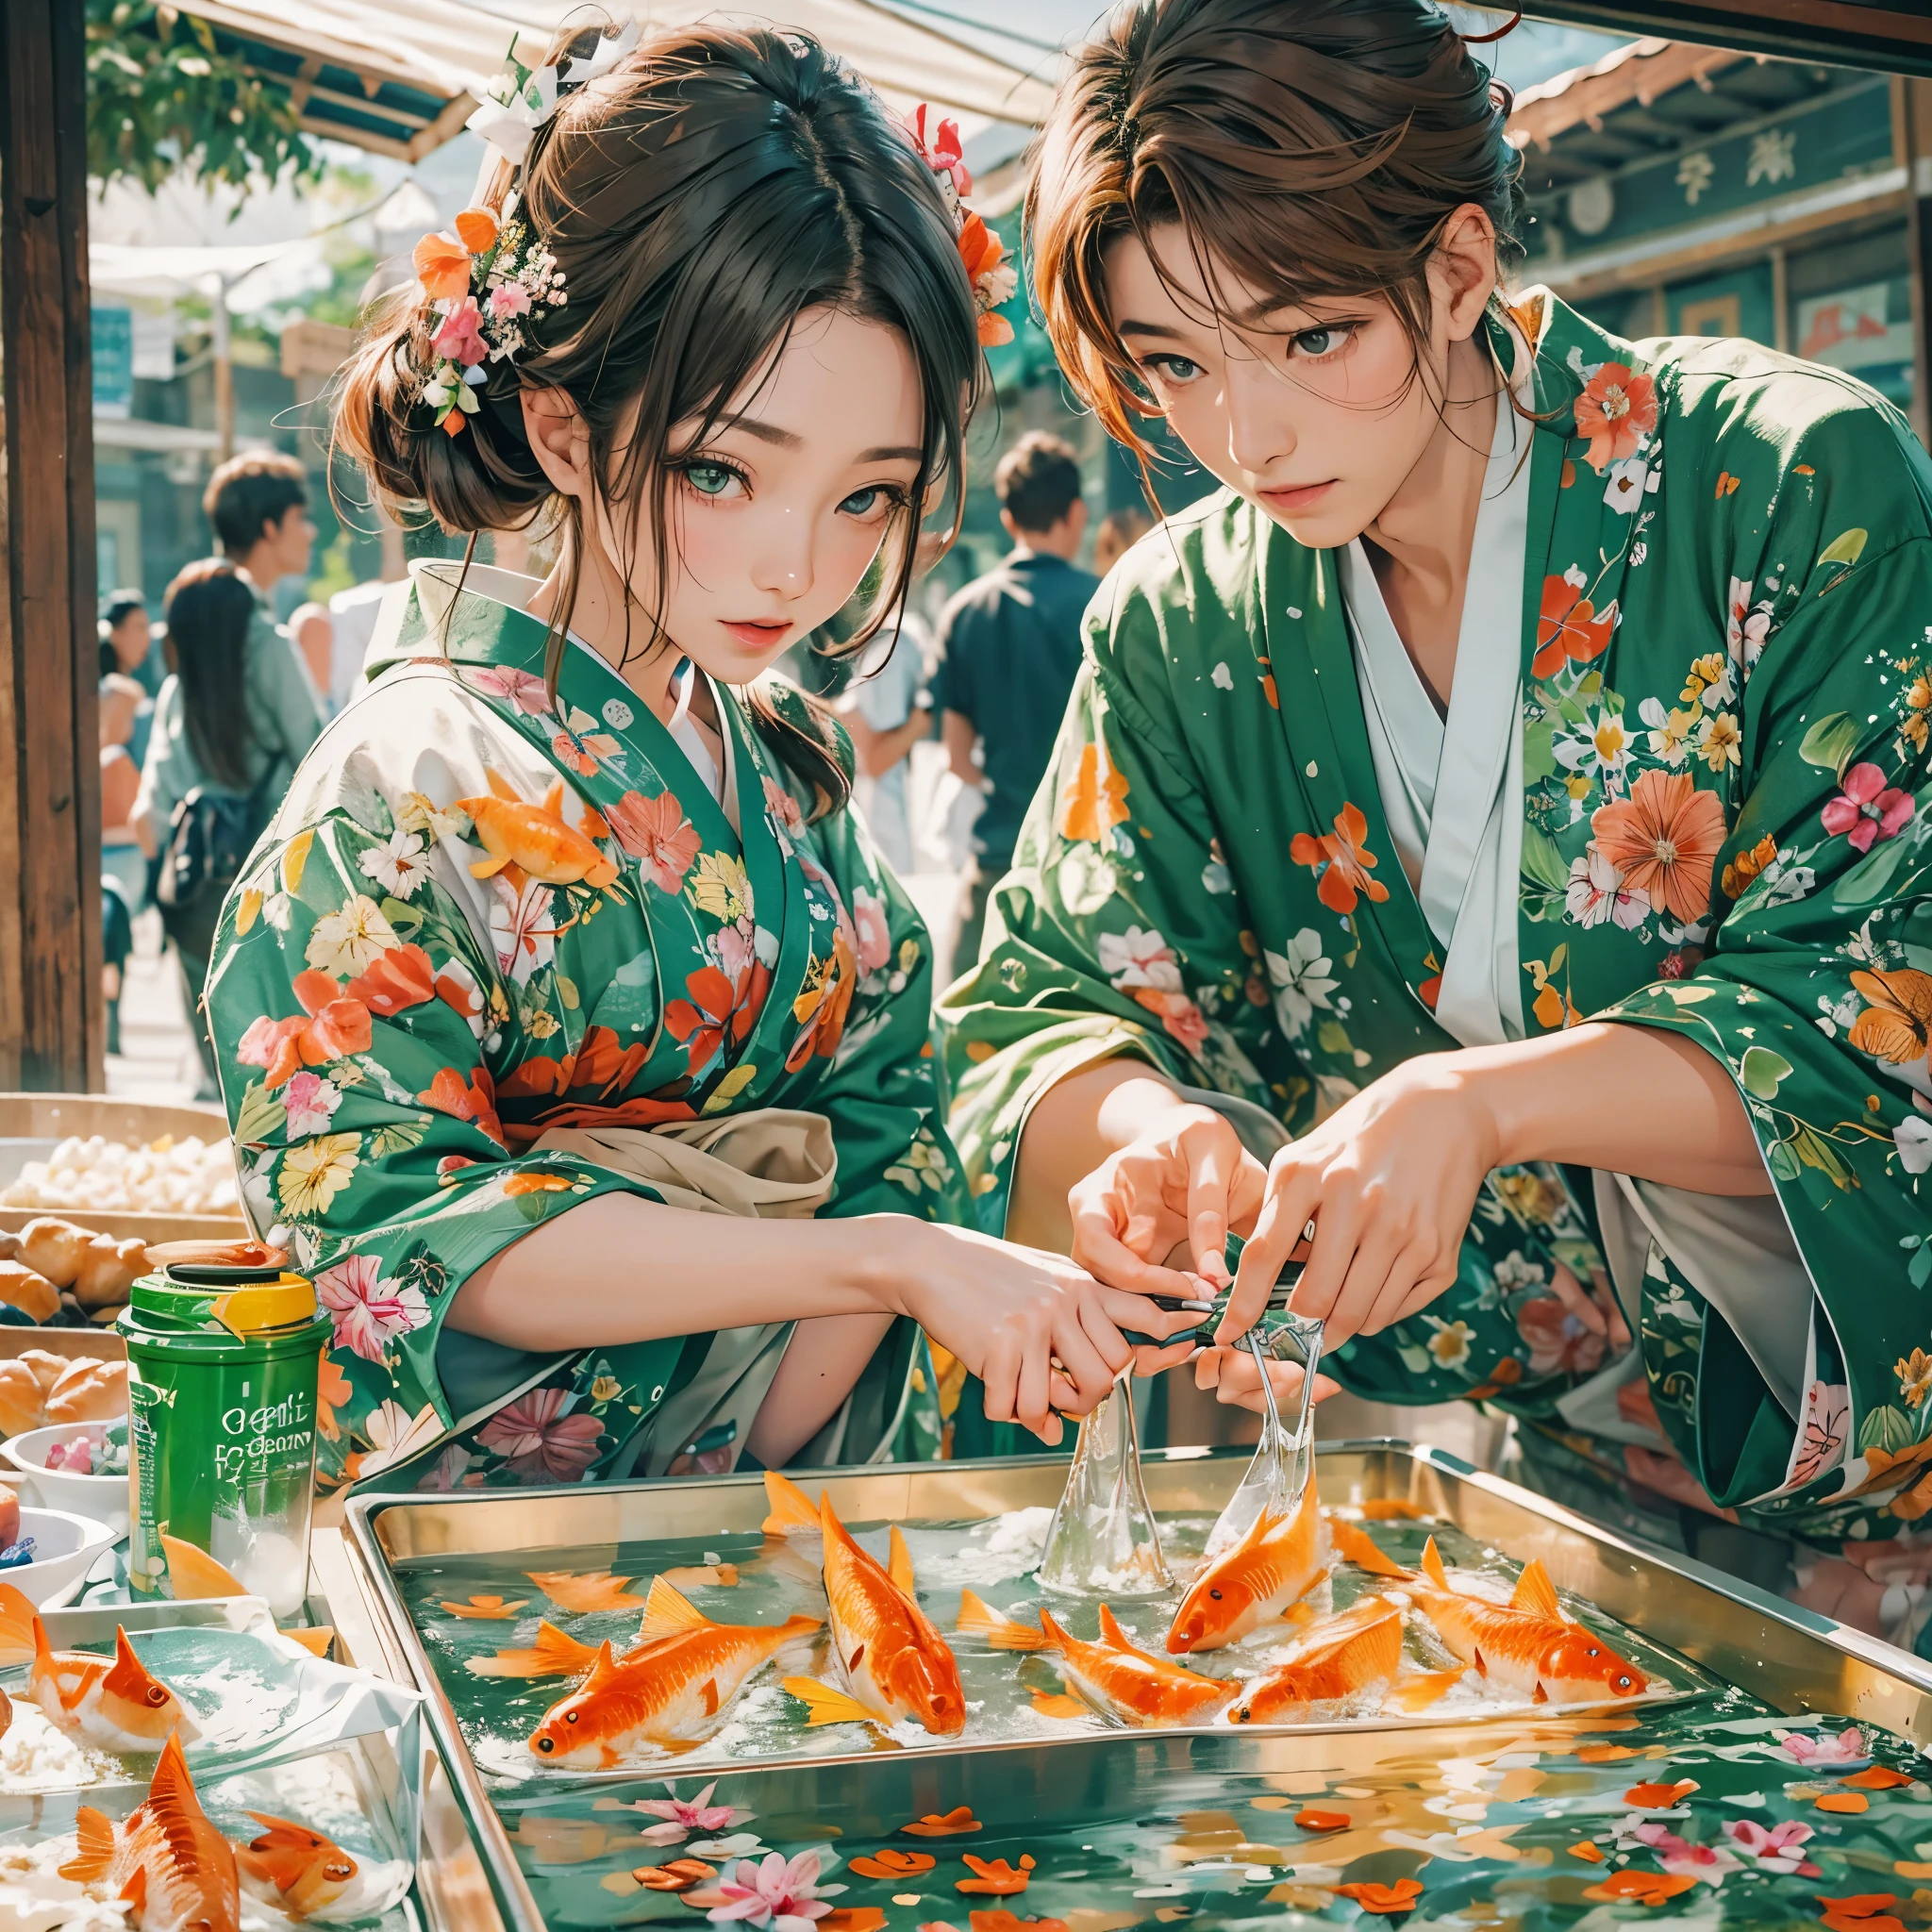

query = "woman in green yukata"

[
  {"left": 945, "top": 0, "right": 1932, "bottom": 1650},
  {"left": 201, "top": 18, "right": 1197, "bottom": 1501}
]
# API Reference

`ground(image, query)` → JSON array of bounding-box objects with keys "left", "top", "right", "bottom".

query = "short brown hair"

[
  {"left": 995, "top": 431, "right": 1084, "bottom": 534},
  {"left": 202, "top": 450, "right": 308, "bottom": 556},
  {"left": 1027, "top": 0, "right": 1524, "bottom": 465}
]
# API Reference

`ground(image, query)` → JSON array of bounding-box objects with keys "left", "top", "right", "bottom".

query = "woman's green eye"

[
  {"left": 1294, "top": 328, "right": 1343, "bottom": 358},
  {"left": 1158, "top": 357, "right": 1200, "bottom": 382},
  {"left": 840, "top": 486, "right": 886, "bottom": 516},
  {"left": 684, "top": 462, "right": 739, "bottom": 497}
]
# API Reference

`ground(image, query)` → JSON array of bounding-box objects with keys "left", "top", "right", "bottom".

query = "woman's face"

[
  {"left": 1102, "top": 223, "right": 1491, "bottom": 548},
  {"left": 592, "top": 306, "right": 926, "bottom": 685}
]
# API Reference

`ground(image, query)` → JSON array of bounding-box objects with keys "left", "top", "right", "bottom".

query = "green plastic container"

[{"left": 120, "top": 1264, "right": 331, "bottom": 1618}]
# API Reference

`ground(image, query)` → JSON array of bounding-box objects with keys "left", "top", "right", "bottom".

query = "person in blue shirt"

[{"left": 932, "top": 431, "right": 1097, "bottom": 982}]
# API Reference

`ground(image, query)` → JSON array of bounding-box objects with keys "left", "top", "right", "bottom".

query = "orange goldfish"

[
  {"left": 526, "top": 1577, "right": 819, "bottom": 1766},
  {"left": 1399, "top": 1538, "right": 1647, "bottom": 1706},
  {"left": 1167, "top": 1472, "right": 1327, "bottom": 1654},
  {"left": 235, "top": 1814, "right": 358, "bottom": 1920},
  {"left": 1227, "top": 1599, "right": 1405, "bottom": 1724},
  {"left": 455, "top": 770, "right": 618, "bottom": 889},
  {"left": 27, "top": 1617, "right": 194, "bottom": 1752},
  {"left": 1030, "top": 1606, "right": 1233, "bottom": 1727},
  {"left": 60, "top": 1731, "right": 240, "bottom": 1932},
  {"left": 766, "top": 1474, "right": 965, "bottom": 1737}
]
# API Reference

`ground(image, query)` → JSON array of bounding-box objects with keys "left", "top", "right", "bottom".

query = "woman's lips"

[
  {"left": 720, "top": 620, "right": 792, "bottom": 652},
  {"left": 1258, "top": 479, "right": 1337, "bottom": 515}
]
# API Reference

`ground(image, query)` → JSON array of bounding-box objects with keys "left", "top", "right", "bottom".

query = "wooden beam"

[{"left": 0, "top": 0, "right": 104, "bottom": 1091}]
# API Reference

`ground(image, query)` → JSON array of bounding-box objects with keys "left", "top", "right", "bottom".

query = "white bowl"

[
  {"left": 3, "top": 1424, "right": 129, "bottom": 1538},
  {"left": 0, "top": 1507, "right": 117, "bottom": 1607}
]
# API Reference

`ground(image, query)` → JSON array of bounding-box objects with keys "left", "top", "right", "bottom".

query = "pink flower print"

[
  {"left": 316, "top": 1253, "right": 431, "bottom": 1364},
  {"left": 489, "top": 283, "right": 531, "bottom": 321},
  {"left": 1724, "top": 1818, "right": 1820, "bottom": 1876},
  {"left": 1779, "top": 1724, "right": 1867, "bottom": 1766},
  {"left": 488, "top": 876, "right": 557, "bottom": 985},
  {"left": 1515, "top": 1294, "right": 1607, "bottom": 1376},
  {"left": 850, "top": 887, "right": 891, "bottom": 975},
  {"left": 606, "top": 789, "right": 702, "bottom": 892},
  {"left": 463, "top": 665, "right": 552, "bottom": 718},
  {"left": 1129, "top": 987, "right": 1210, "bottom": 1052},
  {"left": 1632, "top": 1823, "right": 1740, "bottom": 1884},
  {"left": 475, "top": 1386, "right": 605, "bottom": 1482},
  {"left": 431, "top": 297, "right": 489, "bottom": 369},
  {"left": 1823, "top": 763, "right": 1913, "bottom": 853},
  {"left": 282, "top": 1071, "right": 341, "bottom": 1140},
  {"left": 762, "top": 775, "right": 806, "bottom": 842},
  {"left": 1097, "top": 924, "right": 1182, "bottom": 993},
  {"left": 703, "top": 1849, "right": 840, "bottom": 1926},
  {"left": 633, "top": 1781, "right": 747, "bottom": 1846}
]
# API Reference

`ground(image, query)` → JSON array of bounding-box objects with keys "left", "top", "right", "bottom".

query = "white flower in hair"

[{"left": 464, "top": 23, "right": 641, "bottom": 168}]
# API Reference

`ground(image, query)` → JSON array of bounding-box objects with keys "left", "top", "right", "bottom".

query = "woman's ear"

[
  {"left": 1431, "top": 202, "right": 1500, "bottom": 343},
  {"left": 522, "top": 385, "right": 591, "bottom": 499}
]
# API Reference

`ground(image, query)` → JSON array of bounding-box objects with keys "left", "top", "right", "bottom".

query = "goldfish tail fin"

[
  {"left": 780, "top": 1675, "right": 875, "bottom": 1728},
  {"left": 1029, "top": 1689, "right": 1087, "bottom": 1720},
  {"left": 485, "top": 767, "right": 518, "bottom": 802},
  {"left": 761, "top": 1470, "right": 820, "bottom": 1536},
  {"left": 1384, "top": 1666, "right": 1467, "bottom": 1714},
  {"left": 956, "top": 1589, "right": 1047, "bottom": 1652},
  {"left": 637, "top": 1576, "right": 712, "bottom": 1645},
  {"left": 1327, "top": 1515, "right": 1411, "bottom": 1581},
  {"left": 1419, "top": 1537, "right": 1451, "bottom": 1591},
  {"left": 0, "top": 1585, "right": 36, "bottom": 1668},
  {"left": 467, "top": 1620, "right": 602, "bottom": 1680},
  {"left": 59, "top": 1808, "right": 117, "bottom": 1883},
  {"left": 887, "top": 1525, "right": 917, "bottom": 1601},
  {"left": 468, "top": 853, "right": 512, "bottom": 880},
  {"left": 1509, "top": 1558, "right": 1562, "bottom": 1622}
]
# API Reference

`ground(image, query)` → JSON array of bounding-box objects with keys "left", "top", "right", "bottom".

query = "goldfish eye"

[
  {"left": 1587, "top": 1647, "right": 1601, "bottom": 1657},
  {"left": 535, "top": 1737, "right": 556, "bottom": 1753},
  {"left": 1235, "top": 1707, "right": 1251, "bottom": 1724},
  {"left": 146, "top": 1686, "right": 168, "bottom": 1706},
  {"left": 565, "top": 1710, "right": 579, "bottom": 1724},
  {"left": 1208, "top": 1589, "right": 1223, "bottom": 1601},
  {"left": 325, "top": 1861, "right": 355, "bottom": 1881}
]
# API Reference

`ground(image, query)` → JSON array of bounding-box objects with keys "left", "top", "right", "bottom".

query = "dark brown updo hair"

[
  {"left": 1027, "top": 0, "right": 1525, "bottom": 466},
  {"left": 336, "top": 18, "right": 984, "bottom": 814}
]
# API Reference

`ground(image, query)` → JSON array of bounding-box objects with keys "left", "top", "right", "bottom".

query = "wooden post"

[{"left": 0, "top": 1, "right": 104, "bottom": 1091}]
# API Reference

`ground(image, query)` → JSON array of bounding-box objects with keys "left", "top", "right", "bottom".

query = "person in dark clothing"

[{"left": 934, "top": 430, "right": 1096, "bottom": 982}]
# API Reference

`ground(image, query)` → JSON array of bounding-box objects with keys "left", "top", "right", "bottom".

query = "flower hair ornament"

[
  {"left": 403, "top": 25, "right": 640, "bottom": 437},
  {"left": 904, "top": 105, "right": 1018, "bottom": 346}
]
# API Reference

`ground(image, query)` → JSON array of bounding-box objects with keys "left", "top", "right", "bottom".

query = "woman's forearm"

[
  {"left": 449, "top": 1193, "right": 906, "bottom": 1351},
  {"left": 1472, "top": 1020, "right": 1771, "bottom": 1194},
  {"left": 1008, "top": 1058, "right": 1187, "bottom": 1250}
]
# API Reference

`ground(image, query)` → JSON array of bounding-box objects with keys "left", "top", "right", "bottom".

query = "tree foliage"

[{"left": 86, "top": 2, "right": 322, "bottom": 192}]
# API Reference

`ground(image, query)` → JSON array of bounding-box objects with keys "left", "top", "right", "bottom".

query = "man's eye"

[{"left": 683, "top": 461, "right": 742, "bottom": 498}]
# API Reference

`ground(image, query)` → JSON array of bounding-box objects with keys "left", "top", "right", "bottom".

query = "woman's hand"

[
  {"left": 1186, "top": 1347, "right": 1341, "bottom": 1417},
  {"left": 1224, "top": 1054, "right": 1497, "bottom": 1348},
  {"left": 877, "top": 1220, "right": 1201, "bottom": 1446},
  {"left": 1067, "top": 1102, "right": 1269, "bottom": 1297}
]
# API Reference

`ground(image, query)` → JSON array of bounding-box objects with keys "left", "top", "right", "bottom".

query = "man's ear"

[
  {"left": 1432, "top": 201, "right": 1500, "bottom": 344},
  {"left": 522, "top": 385, "right": 591, "bottom": 499}
]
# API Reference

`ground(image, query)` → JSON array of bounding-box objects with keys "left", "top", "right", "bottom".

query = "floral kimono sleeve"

[
  {"left": 208, "top": 802, "right": 679, "bottom": 1491},
  {"left": 942, "top": 575, "right": 1299, "bottom": 1232},
  {"left": 1591, "top": 387, "right": 1932, "bottom": 1516}
]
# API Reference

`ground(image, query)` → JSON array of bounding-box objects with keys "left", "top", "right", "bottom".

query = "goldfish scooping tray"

[{"left": 343, "top": 1442, "right": 1932, "bottom": 1932}]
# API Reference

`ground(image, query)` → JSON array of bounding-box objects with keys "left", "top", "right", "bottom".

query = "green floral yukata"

[
  {"left": 944, "top": 291, "right": 1932, "bottom": 1638},
  {"left": 206, "top": 563, "right": 970, "bottom": 1497}
]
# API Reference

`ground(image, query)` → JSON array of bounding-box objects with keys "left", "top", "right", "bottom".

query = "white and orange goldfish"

[
  {"left": 26, "top": 1617, "right": 194, "bottom": 1753},
  {"left": 1226, "top": 1599, "right": 1406, "bottom": 1724},
  {"left": 525, "top": 1577, "right": 820, "bottom": 1766},
  {"left": 765, "top": 1472, "right": 966, "bottom": 1737},
  {"left": 455, "top": 771, "right": 618, "bottom": 889},
  {"left": 60, "top": 1732, "right": 239, "bottom": 1932},
  {"left": 235, "top": 1814, "right": 358, "bottom": 1921},
  {"left": 1396, "top": 1536, "right": 1647, "bottom": 1706},
  {"left": 1167, "top": 1471, "right": 1328, "bottom": 1654}
]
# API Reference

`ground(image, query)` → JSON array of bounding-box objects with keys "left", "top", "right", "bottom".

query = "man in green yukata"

[{"left": 944, "top": 0, "right": 1932, "bottom": 1652}]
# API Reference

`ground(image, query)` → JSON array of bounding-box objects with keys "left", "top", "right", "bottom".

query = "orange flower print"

[
  {"left": 668, "top": 960, "right": 769, "bottom": 1074},
  {"left": 786, "top": 928, "right": 858, "bottom": 1070},
  {"left": 1334, "top": 1879, "right": 1424, "bottom": 1914},
  {"left": 1589, "top": 770, "right": 1726, "bottom": 924},
  {"left": 551, "top": 722, "right": 619, "bottom": 777},
  {"left": 1291, "top": 803, "right": 1391, "bottom": 915},
  {"left": 418, "top": 1064, "right": 507, "bottom": 1149},
  {"left": 236, "top": 971, "right": 374, "bottom": 1091},
  {"left": 1848, "top": 968, "right": 1932, "bottom": 1072},
  {"left": 957, "top": 1854, "right": 1035, "bottom": 1895},
  {"left": 958, "top": 212, "right": 1015, "bottom": 347},
  {"left": 605, "top": 789, "right": 701, "bottom": 893},
  {"left": 1581, "top": 1871, "right": 1695, "bottom": 1907},
  {"left": 343, "top": 941, "right": 436, "bottom": 1019},
  {"left": 412, "top": 229, "right": 472, "bottom": 304},
  {"left": 1818, "top": 1894, "right": 1905, "bottom": 1932},
  {"left": 1532, "top": 568, "right": 1617, "bottom": 678},
  {"left": 1574, "top": 360, "right": 1657, "bottom": 473},
  {"left": 1058, "top": 742, "right": 1129, "bottom": 843},
  {"left": 315, "top": 1355, "right": 352, "bottom": 1441}
]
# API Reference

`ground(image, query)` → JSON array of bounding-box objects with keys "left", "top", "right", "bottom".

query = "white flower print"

[
  {"left": 1491, "top": 1251, "right": 1546, "bottom": 1294},
  {"left": 1725, "top": 575, "right": 1773, "bottom": 674},
  {"left": 316, "top": 1253, "right": 430, "bottom": 1363},
  {"left": 1264, "top": 928, "right": 1338, "bottom": 1041},
  {"left": 282, "top": 1072, "right": 341, "bottom": 1139},
  {"left": 358, "top": 828, "right": 430, "bottom": 900},
  {"left": 1057, "top": 843, "right": 1117, "bottom": 917},
  {"left": 1603, "top": 456, "right": 1655, "bottom": 513},
  {"left": 1097, "top": 924, "right": 1182, "bottom": 993},
  {"left": 1894, "top": 1115, "right": 1932, "bottom": 1174},
  {"left": 305, "top": 894, "right": 398, "bottom": 978},
  {"left": 1639, "top": 694, "right": 1697, "bottom": 767},
  {"left": 1554, "top": 707, "right": 1633, "bottom": 786},
  {"left": 488, "top": 875, "right": 557, "bottom": 985},
  {"left": 1565, "top": 849, "right": 1650, "bottom": 930},
  {"left": 1631, "top": 540, "right": 1649, "bottom": 566},
  {"left": 1759, "top": 850, "right": 1817, "bottom": 907}
]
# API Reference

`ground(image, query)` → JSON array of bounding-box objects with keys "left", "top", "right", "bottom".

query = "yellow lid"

[{"left": 209, "top": 1274, "right": 317, "bottom": 1338}]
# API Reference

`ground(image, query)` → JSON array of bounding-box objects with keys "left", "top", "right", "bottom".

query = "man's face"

[
  {"left": 264, "top": 502, "right": 316, "bottom": 582},
  {"left": 109, "top": 609, "right": 150, "bottom": 672}
]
